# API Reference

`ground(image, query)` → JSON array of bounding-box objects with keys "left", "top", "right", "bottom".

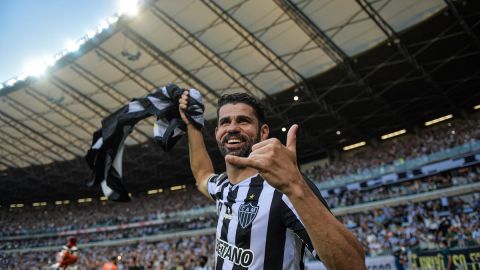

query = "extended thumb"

[{"left": 286, "top": 124, "right": 298, "bottom": 152}]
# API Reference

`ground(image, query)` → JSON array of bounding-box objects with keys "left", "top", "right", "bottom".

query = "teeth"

[{"left": 227, "top": 139, "right": 241, "bottom": 144}]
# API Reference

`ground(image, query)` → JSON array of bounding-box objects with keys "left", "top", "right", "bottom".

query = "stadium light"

[
  {"left": 78, "top": 198, "right": 92, "bottom": 203},
  {"left": 6, "top": 79, "right": 17, "bottom": 86},
  {"left": 100, "top": 19, "right": 110, "bottom": 30},
  {"left": 281, "top": 127, "right": 286, "bottom": 132},
  {"left": 63, "top": 200, "right": 70, "bottom": 204},
  {"left": 25, "top": 60, "right": 47, "bottom": 77},
  {"left": 87, "top": 30, "right": 97, "bottom": 39},
  {"left": 147, "top": 189, "right": 158, "bottom": 195},
  {"left": 10, "top": 203, "right": 24, "bottom": 208},
  {"left": 170, "top": 185, "right": 186, "bottom": 191},
  {"left": 108, "top": 16, "right": 119, "bottom": 25},
  {"left": 55, "top": 200, "right": 63, "bottom": 205},
  {"left": 293, "top": 96, "right": 299, "bottom": 101},
  {"left": 44, "top": 56, "right": 56, "bottom": 67},
  {"left": 66, "top": 41, "right": 80, "bottom": 52},
  {"left": 424, "top": 114, "right": 453, "bottom": 126},
  {"left": 119, "top": 0, "right": 139, "bottom": 16},
  {"left": 17, "top": 73, "right": 28, "bottom": 81},
  {"left": 474, "top": 104, "right": 480, "bottom": 110},
  {"left": 32, "top": 202, "right": 47, "bottom": 207},
  {"left": 343, "top": 141, "right": 366, "bottom": 151},
  {"left": 336, "top": 130, "right": 341, "bottom": 135},
  {"left": 100, "top": 196, "right": 108, "bottom": 201},
  {"left": 381, "top": 129, "right": 406, "bottom": 140}
]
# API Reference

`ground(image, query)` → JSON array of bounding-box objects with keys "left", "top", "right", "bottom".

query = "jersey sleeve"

[
  {"left": 206, "top": 174, "right": 219, "bottom": 200},
  {"left": 206, "top": 173, "right": 229, "bottom": 201},
  {"left": 281, "top": 175, "right": 331, "bottom": 260}
]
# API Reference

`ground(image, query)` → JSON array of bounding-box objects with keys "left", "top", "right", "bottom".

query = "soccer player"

[
  {"left": 102, "top": 256, "right": 119, "bottom": 270},
  {"left": 179, "top": 91, "right": 366, "bottom": 269},
  {"left": 51, "top": 237, "right": 78, "bottom": 270}
]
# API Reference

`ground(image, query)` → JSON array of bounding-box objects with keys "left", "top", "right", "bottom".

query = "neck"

[{"left": 226, "top": 162, "right": 258, "bottom": 185}]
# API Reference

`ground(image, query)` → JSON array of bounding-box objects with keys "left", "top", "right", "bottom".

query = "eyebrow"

[{"left": 218, "top": 115, "right": 254, "bottom": 123}]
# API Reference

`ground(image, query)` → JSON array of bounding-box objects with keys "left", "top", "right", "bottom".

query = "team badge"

[{"left": 238, "top": 203, "right": 259, "bottom": 229}]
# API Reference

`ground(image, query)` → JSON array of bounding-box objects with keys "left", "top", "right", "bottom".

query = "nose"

[{"left": 226, "top": 122, "right": 241, "bottom": 133}]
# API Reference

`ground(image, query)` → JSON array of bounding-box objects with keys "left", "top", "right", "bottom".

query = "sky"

[{"left": 0, "top": 0, "right": 119, "bottom": 82}]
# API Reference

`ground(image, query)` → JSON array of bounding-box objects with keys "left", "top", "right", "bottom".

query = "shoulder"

[{"left": 208, "top": 172, "right": 229, "bottom": 186}]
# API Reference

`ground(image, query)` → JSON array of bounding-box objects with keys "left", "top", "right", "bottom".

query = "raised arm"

[
  {"left": 179, "top": 90, "right": 215, "bottom": 199},
  {"left": 225, "top": 124, "right": 366, "bottom": 269}
]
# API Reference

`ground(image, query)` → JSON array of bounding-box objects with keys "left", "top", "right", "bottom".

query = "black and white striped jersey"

[{"left": 207, "top": 173, "right": 329, "bottom": 270}]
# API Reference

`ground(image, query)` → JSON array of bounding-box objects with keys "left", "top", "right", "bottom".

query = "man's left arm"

[
  {"left": 286, "top": 173, "right": 365, "bottom": 269},
  {"left": 225, "top": 124, "right": 366, "bottom": 270}
]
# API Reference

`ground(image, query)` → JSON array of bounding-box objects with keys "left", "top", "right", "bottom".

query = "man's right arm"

[
  {"left": 179, "top": 90, "right": 215, "bottom": 199},
  {"left": 186, "top": 124, "right": 215, "bottom": 198}
]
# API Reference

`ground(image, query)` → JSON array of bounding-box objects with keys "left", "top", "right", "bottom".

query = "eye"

[
  {"left": 237, "top": 116, "right": 251, "bottom": 124},
  {"left": 219, "top": 118, "right": 230, "bottom": 126}
]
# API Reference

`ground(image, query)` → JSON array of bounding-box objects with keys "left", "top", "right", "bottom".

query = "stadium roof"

[{"left": 1, "top": 0, "right": 479, "bottom": 203}]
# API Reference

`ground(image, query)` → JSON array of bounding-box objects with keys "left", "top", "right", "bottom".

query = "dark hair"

[{"left": 217, "top": 93, "right": 265, "bottom": 124}]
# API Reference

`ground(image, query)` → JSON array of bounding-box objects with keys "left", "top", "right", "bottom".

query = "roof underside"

[{"left": 1, "top": 0, "right": 480, "bottom": 203}]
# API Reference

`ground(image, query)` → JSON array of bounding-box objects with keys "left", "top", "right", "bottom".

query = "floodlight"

[
  {"left": 170, "top": 185, "right": 185, "bottom": 191},
  {"left": 54, "top": 53, "right": 64, "bottom": 61},
  {"left": 474, "top": 104, "right": 480, "bottom": 110},
  {"left": 147, "top": 189, "right": 158, "bottom": 195},
  {"left": 281, "top": 127, "right": 287, "bottom": 132},
  {"left": 293, "top": 96, "right": 299, "bottom": 101},
  {"left": 25, "top": 60, "right": 47, "bottom": 77},
  {"left": 66, "top": 41, "right": 80, "bottom": 52},
  {"left": 100, "top": 20, "right": 109, "bottom": 30},
  {"left": 119, "top": 0, "right": 138, "bottom": 16},
  {"left": 108, "top": 16, "right": 119, "bottom": 24},
  {"left": 76, "top": 38, "right": 86, "bottom": 47},
  {"left": 44, "top": 56, "right": 56, "bottom": 67},
  {"left": 424, "top": 114, "right": 453, "bottom": 126},
  {"left": 17, "top": 73, "right": 29, "bottom": 81},
  {"left": 381, "top": 129, "right": 406, "bottom": 140},
  {"left": 87, "top": 30, "right": 96, "bottom": 39},
  {"left": 6, "top": 79, "right": 17, "bottom": 86},
  {"left": 343, "top": 141, "right": 366, "bottom": 151}
]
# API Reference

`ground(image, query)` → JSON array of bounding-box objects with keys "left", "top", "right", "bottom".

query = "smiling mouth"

[{"left": 227, "top": 138, "right": 242, "bottom": 144}]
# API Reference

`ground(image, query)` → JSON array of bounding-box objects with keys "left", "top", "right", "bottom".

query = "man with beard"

[{"left": 179, "top": 91, "right": 365, "bottom": 269}]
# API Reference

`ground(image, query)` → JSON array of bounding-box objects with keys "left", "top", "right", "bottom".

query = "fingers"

[
  {"left": 251, "top": 139, "right": 274, "bottom": 152},
  {"left": 225, "top": 155, "right": 260, "bottom": 170},
  {"left": 179, "top": 90, "right": 189, "bottom": 110},
  {"left": 286, "top": 124, "right": 298, "bottom": 154}
]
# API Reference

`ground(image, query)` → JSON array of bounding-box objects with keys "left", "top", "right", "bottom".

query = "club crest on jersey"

[{"left": 238, "top": 203, "right": 259, "bottom": 228}]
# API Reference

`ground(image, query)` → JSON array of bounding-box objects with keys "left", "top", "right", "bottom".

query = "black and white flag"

[{"left": 85, "top": 84, "right": 204, "bottom": 202}]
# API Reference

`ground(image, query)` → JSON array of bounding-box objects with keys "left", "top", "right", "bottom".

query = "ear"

[{"left": 260, "top": 124, "right": 269, "bottom": 141}]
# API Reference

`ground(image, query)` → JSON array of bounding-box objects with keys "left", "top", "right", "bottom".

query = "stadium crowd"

[
  {"left": 325, "top": 165, "right": 479, "bottom": 208},
  {"left": 0, "top": 188, "right": 211, "bottom": 237},
  {"left": 304, "top": 117, "right": 480, "bottom": 183},
  {"left": 339, "top": 193, "right": 480, "bottom": 257},
  {"left": 1, "top": 234, "right": 217, "bottom": 270},
  {"left": 0, "top": 215, "right": 216, "bottom": 250}
]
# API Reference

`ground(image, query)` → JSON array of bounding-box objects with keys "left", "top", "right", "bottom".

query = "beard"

[{"left": 217, "top": 130, "right": 261, "bottom": 158}]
